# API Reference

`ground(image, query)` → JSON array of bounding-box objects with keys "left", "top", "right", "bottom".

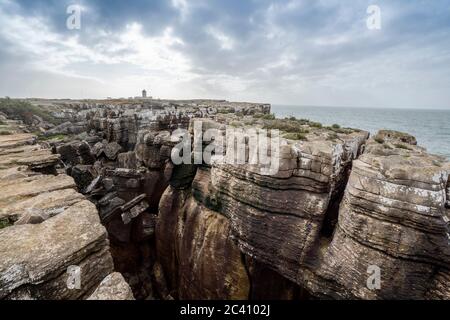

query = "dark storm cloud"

[{"left": 0, "top": 0, "right": 449, "bottom": 108}]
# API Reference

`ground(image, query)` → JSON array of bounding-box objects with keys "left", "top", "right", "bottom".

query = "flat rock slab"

[
  {"left": 0, "top": 132, "right": 114, "bottom": 300},
  {"left": 0, "top": 174, "right": 76, "bottom": 208},
  {"left": 0, "top": 188, "right": 85, "bottom": 223},
  {"left": 0, "top": 133, "right": 58, "bottom": 171},
  {"left": 0, "top": 134, "right": 35, "bottom": 149},
  {"left": 16, "top": 153, "right": 60, "bottom": 169},
  {"left": 0, "top": 200, "right": 113, "bottom": 299},
  {"left": 0, "top": 144, "right": 41, "bottom": 157}
]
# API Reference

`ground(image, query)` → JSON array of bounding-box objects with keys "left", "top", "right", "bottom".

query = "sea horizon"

[
  {"left": 272, "top": 104, "right": 450, "bottom": 160},
  {"left": 272, "top": 104, "right": 450, "bottom": 111}
]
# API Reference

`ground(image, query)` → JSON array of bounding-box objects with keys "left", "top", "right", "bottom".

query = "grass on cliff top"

[
  {"left": 252, "top": 113, "right": 276, "bottom": 120},
  {"left": 263, "top": 118, "right": 311, "bottom": 133},
  {"left": 374, "top": 136, "right": 385, "bottom": 144},
  {"left": 394, "top": 143, "right": 412, "bottom": 150},
  {"left": 257, "top": 115, "right": 360, "bottom": 142},
  {"left": 283, "top": 132, "right": 308, "bottom": 140},
  {"left": 0, "top": 98, "right": 60, "bottom": 125},
  {"left": 0, "top": 218, "right": 13, "bottom": 230}
]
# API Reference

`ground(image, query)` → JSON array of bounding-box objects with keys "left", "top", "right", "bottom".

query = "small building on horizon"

[{"left": 134, "top": 89, "right": 152, "bottom": 100}]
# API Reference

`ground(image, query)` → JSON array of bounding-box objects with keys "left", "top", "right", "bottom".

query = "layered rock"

[
  {"left": 34, "top": 100, "right": 271, "bottom": 300},
  {"left": 156, "top": 187, "right": 250, "bottom": 300},
  {"left": 155, "top": 118, "right": 369, "bottom": 299},
  {"left": 7, "top": 99, "right": 448, "bottom": 301},
  {"left": 0, "top": 132, "right": 117, "bottom": 300},
  {"left": 0, "top": 200, "right": 113, "bottom": 300},
  {"left": 155, "top": 120, "right": 450, "bottom": 300},
  {"left": 303, "top": 131, "right": 450, "bottom": 299}
]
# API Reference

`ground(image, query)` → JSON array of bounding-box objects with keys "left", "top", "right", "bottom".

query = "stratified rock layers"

[
  {"left": 0, "top": 200, "right": 113, "bottom": 299},
  {"left": 156, "top": 187, "right": 250, "bottom": 300},
  {"left": 155, "top": 125, "right": 450, "bottom": 299},
  {"left": 3, "top": 99, "right": 449, "bottom": 300},
  {"left": 155, "top": 120, "right": 372, "bottom": 299},
  {"left": 0, "top": 133, "right": 114, "bottom": 300},
  {"left": 308, "top": 135, "right": 450, "bottom": 299}
]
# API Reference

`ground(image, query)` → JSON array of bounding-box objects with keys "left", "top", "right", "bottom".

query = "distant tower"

[{"left": 142, "top": 89, "right": 147, "bottom": 98}]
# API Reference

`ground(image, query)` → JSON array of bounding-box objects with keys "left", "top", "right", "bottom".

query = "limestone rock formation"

[
  {"left": 308, "top": 131, "right": 450, "bottom": 299},
  {"left": 88, "top": 272, "right": 135, "bottom": 300},
  {"left": 2, "top": 100, "right": 449, "bottom": 301},
  {"left": 154, "top": 117, "right": 369, "bottom": 299},
  {"left": 0, "top": 131, "right": 116, "bottom": 300},
  {"left": 154, "top": 121, "right": 450, "bottom": 300},
  {"left": 156, "top": 187, "right": 250, "bottom": 300},
  {"left": 44, "top": 121, "right": 85, "bottom": 136},
  {"left": 0, "top": 200, "right": 114, "bottom": 300}
]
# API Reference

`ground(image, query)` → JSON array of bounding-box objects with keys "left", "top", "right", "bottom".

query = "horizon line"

[{"left": 2, "top": 95, "right": 450, "bottom": 111}]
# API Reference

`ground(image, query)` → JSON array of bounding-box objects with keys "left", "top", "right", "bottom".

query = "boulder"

[
  {"left": 121, "top": 194, "right": 149, "bottom": 224},
  {"left": 0, "top": 200, "right": 114, "bottom": 299},
  {"left": 1, "top": 189, "right": 85, "bottom": 224},
  {"left": 104, "top": 142, "right": 123, "bottom": 160},
  {"left": 88, "top": 272, "right": 134, "bottom": 300},
  {"left": 57, "top": 141, "right": 94, "bottom": 166},
  {"left": 44, "top": 121, "right": 85, "bottom": 136},
  {"left": 71, "top": 165, "right": 95, "bottom": 191},
  {"left": 374, "top": 130, "right": 418, "bottom": 145}
]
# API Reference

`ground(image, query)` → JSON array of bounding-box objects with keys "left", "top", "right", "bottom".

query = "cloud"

[
  {"left": 0, "top": 0, "right": 449, "bottom": 108},
  {"left": 206, "top": 26, "right": 235, "bottom": 51}
]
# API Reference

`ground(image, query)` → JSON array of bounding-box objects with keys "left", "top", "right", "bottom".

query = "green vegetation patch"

[
  {"left": 261, "top": 113, "right": 276, "bottom": 120},
  {"left": 394, "top": 143, "right": 412, "bottom": 150},
  {"left": 374, "top": 136, "right": 385, "bottom": 144},
  {"left": 217, "top": 109, "right": 232, "bottom": 114},
  {"left": 0, "top": 218, "right": 13, "bottom": 230},
  {"left": 283, "top": 132, "right": 308, "bottom": 141},
  {"left": 327, "top": 132, "right": 339, "bottom": 141},
  {"left": 325, "top": 125, "right": 354, "bottom": 134},
  {"left": 310, "top": 121, "right": 323, "bottom": 128},
  {"left": 0, "top": 98, "right": 60, "bottom": 125},
  {"left": 263, "top": 119, "right": 310, "bottom": 134}
]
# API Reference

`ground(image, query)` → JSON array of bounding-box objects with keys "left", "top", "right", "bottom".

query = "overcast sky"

[{"left": 0, "top": 0, "right": 449, "bottom": 108}]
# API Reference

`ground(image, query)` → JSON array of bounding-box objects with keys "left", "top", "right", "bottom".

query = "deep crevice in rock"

[{"left": 320, "top": 166, "right": 352, "bottom": 239}]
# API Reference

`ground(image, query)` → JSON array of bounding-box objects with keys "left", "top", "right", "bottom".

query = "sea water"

[{"left": 272, "top": 105, "right": 450, "bottom": 159}]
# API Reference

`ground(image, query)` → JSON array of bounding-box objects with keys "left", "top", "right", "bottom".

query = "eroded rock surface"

[
  {"left": 2, "top": 99, "right": 449, "bottom": 301},
  {"left": 309, "top": 131, "right": 450, "bottom": 299},
  {"left": 88, "top": 272, "right": 135, "bottom": 300},
  {"left": 0, "top": 131, "right": 118, "bottom": 300}
]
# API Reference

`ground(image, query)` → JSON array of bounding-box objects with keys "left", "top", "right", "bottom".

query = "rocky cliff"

[
  {"left": 0, "top": 118, "right": 133, "bottom": 300},
  {"left": 0, "top": 99, "right": 448, "bottom": 300}
]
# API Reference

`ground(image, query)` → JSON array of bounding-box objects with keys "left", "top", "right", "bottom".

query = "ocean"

[{"left": 272, "top": 105, "right": 450, "bottom": 160}]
